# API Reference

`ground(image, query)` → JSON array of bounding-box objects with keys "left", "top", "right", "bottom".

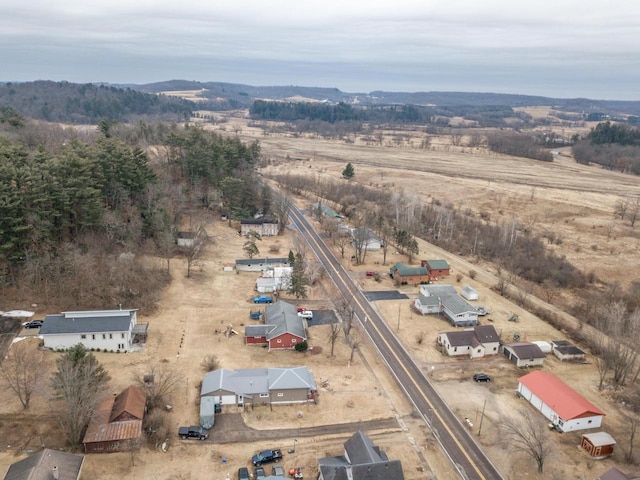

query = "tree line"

[
  {"left": 572, "top": 121, "right": 640, "bottom": 174},
  {"left": 0, "top": 81, "right": 194, "bottom": 124}
]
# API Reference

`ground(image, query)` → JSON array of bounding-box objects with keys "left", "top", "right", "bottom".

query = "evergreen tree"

[
  {"left": 289, "top": 252, "right": 308, "bottom": 299},
  {"left": 342, "top": 162, "right": 355, "bottom": 179}
]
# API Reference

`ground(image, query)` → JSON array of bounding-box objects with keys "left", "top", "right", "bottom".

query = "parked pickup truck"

[
  {"left": 252, "top": 448, "right": 283, "bottom": 466},
  {"left": 253, "top": 295, "right": 273, "bottom": 304},
  {"left": 178, "top": 426, "right": 209, "bottom": 440}
]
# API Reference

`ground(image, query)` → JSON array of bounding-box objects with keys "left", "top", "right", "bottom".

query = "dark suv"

[{"left": 473, "top": 373, "right": 491, "bottom": 382}]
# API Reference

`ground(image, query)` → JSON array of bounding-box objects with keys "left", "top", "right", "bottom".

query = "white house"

[
  {"left": 256, "top": 266, "right": 292, "bottom": 293},
  {"left": 416, "top": 284, "right": 478, "bottom": 326},
  {"left": 437, "top": 325, "right": 501, "bottom": 358},
  {"left": 413, "top": 295, "right": 441, "bottom": 315},
  {"left": 40, "top": 309, "right": 142, "bottom": 352},
  {"left": 517, "top": 371, "right": 605, "bottom": 432}
]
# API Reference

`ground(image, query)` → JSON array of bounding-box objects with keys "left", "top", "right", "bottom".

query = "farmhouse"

[
  {"left": 502, "top": 342, "right": 546, "bottom": 368},
  {"left": 517, "top": 371, "right": 605, "bottom": 432},
  {"left": 244, "top": 301, "right": 306, "bottom": 350},
  {"left": 82, "top": 386, "right": 146, "bottom": 453},
  {"left": 39, "top": 309, "right": 146, "bottom": 352},
  {"left": 240, "top": 217, "right": 279, "bottom": 236},
  {"left": 201, "top": 366, "right": 317, "bottom": 408},
  {"left": 552, "top": 340, "right": 586, "bottom": 361},
  {"left": 317, "top": 430, "right": 405, "bottom": 480},
  {"left": 235, "top": 257, "right": 289, "bottom": 272},
  {"left": 416, "top": 284, "right": 479, "bottom": 326},
  {"left": 2, "top": 449, "right": 84, "bottom": 480},
  {"left": 437, "top": 325, "right": 501, "bottom": 358},
  {"left": 580, "top": 432, "right": 616, "bottom": 459},
  {"left": 390, "top": 262, "right": 431, "bottom": 285},
  {"left": 421, "top": 259, "right": 451, "bottom": 277}
]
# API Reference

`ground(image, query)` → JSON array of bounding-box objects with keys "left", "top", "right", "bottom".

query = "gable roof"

[
  {"left": 504, "top": 342, "right": 545, "bottom": 359},
  {"left": 441, "top": 330, "right": 476, "bottom": 347},
  {"left": 83, "top": 396, "right": 142, "bottom": 445},
  {"left": 582, "top": 431, "right": 616, "bottom": 447},
  {"left": 264, "top": 301, "right": 306, "bottom": 340},
  {"left": 420, "top": 284, "right": 457, "bottom": 297},
  {"left": 110, "top": 385, "right": 146, "bottom": 422},
  {"left": 317, "top": 431, "right": 404, "bottom": 480},
  {"left": 201, "top": 367, "right": 316, "bottom": 397},
  {"left": 425, "top": 259, "right": 450, "bottom": 270},
  {"left": 440, "top": 294, "right": 477, "bottom": 315},
  {"left": 473, "top": 325, "right": 500, "bottom": 343},
  {"left": 441, "top": 325, "right": 500, "bottom": 348},
  {"left": 518, "top": 371, "right": 605, "bottom": 420},
  {"left": 3, "top": 449, "right": 84, "bottom": 480},
  {"left": 40, "top": 309, "right": 136, "bottom": 335},
  {"left": 390, "top": 262, "right": 429, "bottom": 276}
]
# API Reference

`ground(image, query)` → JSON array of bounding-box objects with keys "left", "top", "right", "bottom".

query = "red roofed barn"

[{"left": 517, "top": 371, "right": 604, "bottom": 432}]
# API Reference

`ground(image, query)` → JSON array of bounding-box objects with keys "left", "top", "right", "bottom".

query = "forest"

[
  {"left": 572, "top": 121, "right": 640, "bottom": 174},
  {"left": 0, "top": 112, "right": 261, "bottom": 311}
]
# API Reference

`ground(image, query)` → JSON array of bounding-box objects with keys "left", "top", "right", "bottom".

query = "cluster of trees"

[
  {"left": 572, "top": 122, "right": 640, "bottom": 174},
  {"left": 487, "top": 133, "right": 553, "bottom": 161},
  {"left": 0, "top": 81, "right": 194, "bottom": 124},
  {"left": 250, "top": 100, "right": 527, "bottom": 129}
]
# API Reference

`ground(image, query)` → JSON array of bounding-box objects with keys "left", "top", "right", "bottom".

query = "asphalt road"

[{"left": 288, "top": 204, "right": 504, "bottom": 480}]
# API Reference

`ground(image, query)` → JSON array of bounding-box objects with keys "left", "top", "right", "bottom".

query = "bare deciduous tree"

[
  {"left": 201, "top": 354, "right": 220, "bottom": 373},
  {"left": 134, "top": 363, "right": 182, "bottom": 410},
  {"left": 0, "top": 340, "right": 47, "bottom": 409},
  {"left": 328, "top": 322, "right": 342, "bottom": 358},
  {"left": 501, "top": 409, "right": 553, "bottom": 474}
]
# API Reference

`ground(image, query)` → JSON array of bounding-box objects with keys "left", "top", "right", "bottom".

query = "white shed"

[
  {"left": 531, "top": 341, "right": 552, "bottom": 354},
  {"left": 460, "top": 286, "right": 479, "bottom": 301}
]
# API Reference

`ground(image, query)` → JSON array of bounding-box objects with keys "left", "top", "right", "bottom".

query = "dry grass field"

[{"left": 2, "top": 108, "right": 640, "bottom": 480}]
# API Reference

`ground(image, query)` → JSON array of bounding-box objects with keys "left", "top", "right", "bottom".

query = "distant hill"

[
  {"left": 129, "top": 80, "right": 640, "bottom": 116},
  {"left": 0, "top": 81, "right": 194, "bottom": 124}
]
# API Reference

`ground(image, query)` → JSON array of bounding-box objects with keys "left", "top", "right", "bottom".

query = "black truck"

[
  {"left": 178, "top": 426, "right": 209, "bottom": 440},
  {"left": 251, "top": 448, "right": 283, "bottom": 466}
]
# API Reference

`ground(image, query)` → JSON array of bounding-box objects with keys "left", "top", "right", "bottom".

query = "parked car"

[
  {"left": 253, "top": 295, "right": 273, "bottom": 304},
  {"left": 473, "top": 373, "right": 491, "bottom": 383},
  {"left": 178, "top": 425, "right": 209, "bottom": 440},
  {"left": 237, "top": 467, "right": 250, "bottom": 480},
  {"left": 297, "top": 310, "right": 313, "bottom": 320},
  {"left": 252, "top": 448, "right": 283, "bottom": 466},
  {"left": 272, "top": 465, "right": 285, "bottom": 476},
  {"left": 296, "top": 307, "right": 306, "bottom": 312},
  {"left": 365, "top": 271, "right": 376, "bottom": 277},
  {"left": 253, "top": 466, "right": 266, "bottom": 479},
  {"left": 23, "top": 320, "right": 43, "bottom": 329}
]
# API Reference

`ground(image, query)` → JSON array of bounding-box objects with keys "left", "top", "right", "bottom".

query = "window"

[
  {"left": 80, "top": 334, "right": 87, "bottom": 339},
  {"left": 277, "top": 339, "right": 282, "bottom": 343},
  {"left": 121, "top": 333, "right": 125, "bottom": 339},
  {"left": 109, "top": 334, "right": 113, "bottom": 339},
  {"left": 102, "top": 334, "right": 106, "bottom": 340},
  {"left": 259, "top": 393, "right": 269, "bottom": 398},
  {"left": 291, "top": 339, "right": 297, "bottom": 343},
  {"left": 277, "top": 393, "right": 284, "bottom": 397},
  {"left": 92, "top": 334, "right": 95, "bottom": 340}
]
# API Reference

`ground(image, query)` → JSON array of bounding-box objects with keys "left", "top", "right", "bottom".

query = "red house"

[
  {"left": 245, "top": 301, "right": 307, "bottom": 351},
  {"left": 421, "top": 259, "right": 451, "bottom": 277}
]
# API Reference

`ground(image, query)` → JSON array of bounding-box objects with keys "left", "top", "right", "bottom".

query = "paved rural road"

[
  {"left": 210, "top": 414, "right": 398, "bottom": 444},
  {"left": 288, "top": 204, "right": 505, "bottom": 480}
]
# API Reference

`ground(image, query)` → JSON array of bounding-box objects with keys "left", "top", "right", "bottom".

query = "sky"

[{"left": 2, "top": 0, "right": 639, "bottom": 100}]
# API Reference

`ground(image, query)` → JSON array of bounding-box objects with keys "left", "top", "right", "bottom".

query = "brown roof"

[
  {"left": 110, "top": 385, "right": 146, "bottom": 422},
  {"left": 83, "top": 387, "right": 144, "bottom": 445},
  {"left": 505, "top": 342, "right": 546, "bottom": 359}
]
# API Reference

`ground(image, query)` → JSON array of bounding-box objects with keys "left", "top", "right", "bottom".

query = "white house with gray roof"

[
  {"left": 40, "top": 309, "right": 143, "bottom": 352},
  {"left": 200, "top": 366, "right": 317, "bottom": 408},
  {"left": 416, "top": 285, "right": 478, "bottom": 326}
]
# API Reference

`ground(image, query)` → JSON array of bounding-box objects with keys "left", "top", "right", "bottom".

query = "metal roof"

[
  {"left": 425, "top": 259, "right": 450, "bottom": 270},
  {"left": 264, "top": 301, "right": 306, "bottom": 340},
  {"left": 83, "top": 396, "right": 142, "bottom": 445},
  {"left": 40, "top": 310, "right": 135, "bottom": 335},
  {"left": 518, "top": 371, "right": 605, "bottom": 420},
  {"left": 201, "top": 367, "right": 316, "bottom": 397},
  {"left": 582, "top": 431, "right": 616, "bottom": 446}
]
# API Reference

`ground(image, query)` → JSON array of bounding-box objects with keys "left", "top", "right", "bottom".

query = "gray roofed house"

[
  {"left": 418, "top": 284, "right": 478, "bottom": 326},
  {"left": 201, "top": 367, "right": 317, "bottom": 407},
  {"left": 235, "top": 257, "right": 290, "bottom": 272},
  {"left": 39, "top": 309, "right": 142, "bottom": 352},
  {"left": 3, "top": 449, "right": 84, "bottom": 480},
  {"left": 437, "top": 325, "right": 501, "bottom": 358},
  {"left": 245, "top": 301, "right": 307, "bottom": 351},
  {"left": 318, "top": 430, "right": 404, "bottom": 480}
]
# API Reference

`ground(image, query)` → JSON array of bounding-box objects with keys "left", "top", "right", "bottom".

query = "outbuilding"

[
  {"left": 421, "top": 259, "right": 451, "bottom": 277},
  {"left": 460, "top": 286, "right": 479, "bottom": 301},
  {"left": 552, "top": 340, "right": 586, "bottom": 361},
  {"left": 503, "top": 342, "right": 546, "bottom": 368},
  {"left": 517, "top": 371, "right": 605, "bottom": 432},
  {"left": 581, "top": 432, "right": 616, "bottom": 459}
]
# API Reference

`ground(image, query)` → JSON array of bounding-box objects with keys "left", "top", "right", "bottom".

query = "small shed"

[
  {"left": 460, "top": 286, "right": 479, "bottom": 301},
  {"left": 531, "top": 341, "right": 552, "bottom": 354},
  {"left": 581, "top": 432, "right": 616, "bottom": 459},
  {"left": 177, "top": 231, "right": 196, "bottom": 247},
  {"left": 552, "top": 340, "right": 586, "bottom": 361}
]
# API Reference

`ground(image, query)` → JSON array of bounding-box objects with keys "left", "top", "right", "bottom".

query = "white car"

[{"left": 297, "top": 310, "right": 313, "bottom": 320}]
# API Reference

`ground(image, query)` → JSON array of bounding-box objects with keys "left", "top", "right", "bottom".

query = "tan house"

[{"left": 240, "top": 217, "right": 279, "bottom": 236}]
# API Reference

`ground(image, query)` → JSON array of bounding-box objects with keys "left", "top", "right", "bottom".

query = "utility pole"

[{"left": 477, "top": 399, "right": 487, "bottom": 437}]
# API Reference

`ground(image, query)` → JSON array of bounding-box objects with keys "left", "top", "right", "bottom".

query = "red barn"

[{"left": 421, "top": 259, "right": 451, "bottom": 277}]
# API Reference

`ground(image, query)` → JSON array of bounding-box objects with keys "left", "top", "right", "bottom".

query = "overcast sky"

[{"left": 2, "top": 0, "right": 639, "bottom": 100}]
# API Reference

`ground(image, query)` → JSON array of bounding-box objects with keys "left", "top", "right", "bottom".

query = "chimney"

[{"left": 52, "top": 465, "right": 59, "bottom": 480}]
